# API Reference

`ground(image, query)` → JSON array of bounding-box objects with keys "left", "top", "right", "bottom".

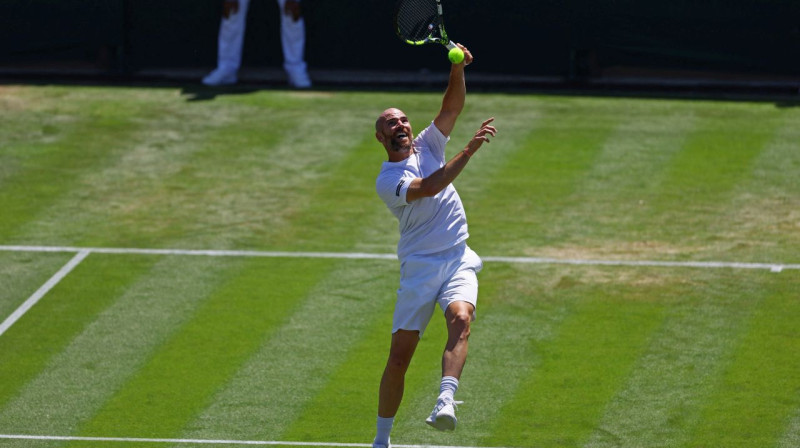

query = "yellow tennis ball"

[{"left": 448, "top": 47, "right": 464, "bottom": 64}]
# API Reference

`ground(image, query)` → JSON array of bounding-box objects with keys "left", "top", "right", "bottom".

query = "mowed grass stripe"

[
  {"left": 394, "top": 264, "right": 576, "bottom": 447},
  {"left": 154, "top": 92, "right": 332, "bottom": 251},
  {"left": 483, "top": 276, "right": 666, "bottom": 447},
  {"left": 175, "top": 260, "right": 397, "bottom": 443},
  {"left": 7, "top": 88, "right": 341, "bottom": 250},
  {"left": 0, "top": 255, "right": 242, "bottom": 436},
  {"left": 468, "top": 97, "right": 619, "bottom": 255},
  {"left": 779, "top": 408, "right": 800, "bottom": 448},
  {"left": 545, "top": 100, "right": 695, "bottom": 248},
  {"left": 685, "top": 272, "right": 800, "bottom": 448},
  {"left": 649, "top": 104, "right": 783, "bottom": 242},
  {"left": 69, "top": 257, "right": 334, "bottom": 441},
  {"left": 713, "top": 115, "right": 800, "bottom": 263},
  {"left": 0, "top": 88, "right": 145, "bottom": 242},
  {"left": 273, "top": 132, "right": 391, "bottom": 253},
  {"left": 9, "top": 89, "right": 266, "bottom": 249},
  {"left": 277, "top": 276, "right": 398, "bottom": 443},
  {"left": 583, "top": 270, "right": 771, "bottom": 448},
  {"left": 0, "top": 254, "right": 156, "bottom": 409}
]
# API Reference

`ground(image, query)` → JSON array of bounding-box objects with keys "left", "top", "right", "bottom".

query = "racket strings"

[{"left": 394, "top": 0, "right": 442, "bottom": 42}]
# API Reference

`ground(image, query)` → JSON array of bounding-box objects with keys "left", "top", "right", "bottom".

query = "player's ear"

[{"left": 375, "top": 132, "right": 385, "bottom": 144}]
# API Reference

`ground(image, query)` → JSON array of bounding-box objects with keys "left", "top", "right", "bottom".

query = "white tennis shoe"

[{"left": 425, "top": 397, "right": 462, "bottom": 431}]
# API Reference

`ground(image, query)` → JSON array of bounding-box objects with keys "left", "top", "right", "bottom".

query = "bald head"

[
  {"left": 375, "top": 108, "right": 405, "bottom": 132},
  {"left": 375, "top": 108, "right": 414, "bottom": 158}
]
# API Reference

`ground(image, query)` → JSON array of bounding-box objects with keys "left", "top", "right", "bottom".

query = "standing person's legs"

[
  {"left": 204, "top": 0, "right": 251, "bottom": 85},
  {"left": 276, "top": 0, "right": 311, "bottom": 87}
]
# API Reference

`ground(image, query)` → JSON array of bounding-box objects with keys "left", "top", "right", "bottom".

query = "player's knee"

[
  {"left": 386, "top": 351, "right": 413, "bottom": 373},
  {"left": 448, "top": 310, "right": 472, "bottom": 336}
]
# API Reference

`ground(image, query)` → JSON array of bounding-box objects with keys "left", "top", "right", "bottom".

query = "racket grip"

[{"left": 445, "top": 41, "right": 457, "bottom": 50}]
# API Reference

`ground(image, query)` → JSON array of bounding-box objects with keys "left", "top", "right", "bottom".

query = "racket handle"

[{"left": 445, "top": 41, "right": 457, "bottom": 50}]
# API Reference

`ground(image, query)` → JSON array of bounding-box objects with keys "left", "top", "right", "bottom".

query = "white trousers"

[{"left": 215, "top": 0, "right": 308, "bottom": 77}]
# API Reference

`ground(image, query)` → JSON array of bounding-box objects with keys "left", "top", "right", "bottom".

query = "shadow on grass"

[
  {"left": 180, "top": 84, "right": 266, "bottom": 102},
  {"left": 1, "top": 71, "right": 798, "bottom": 108}
]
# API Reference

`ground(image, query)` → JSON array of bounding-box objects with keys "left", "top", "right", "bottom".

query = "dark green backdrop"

[{"left": 1, "top": 0, "right": 798, "bottom": 78}]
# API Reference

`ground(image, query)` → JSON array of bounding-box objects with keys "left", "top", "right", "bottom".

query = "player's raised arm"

[
  {"left": 405, "top": 117, "right": 496, "bottom": 202},
  {"left": 433, "top": 43, "right": 473, "bottom": 137}
]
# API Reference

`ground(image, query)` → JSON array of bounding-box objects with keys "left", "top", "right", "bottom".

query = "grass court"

[{"left": 0, "top": 84, "right": 799, "bottom": 447}]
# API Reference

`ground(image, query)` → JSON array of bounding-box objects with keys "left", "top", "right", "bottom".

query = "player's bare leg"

[
  {"left": 374, "top": 329, "right": 420, "bottom": 447},
  {"left": 427, "top": 301, "right": 474, "bottom": 431},
  {"left": 443, "top": 301, "right": 474, "bottom": 378}
]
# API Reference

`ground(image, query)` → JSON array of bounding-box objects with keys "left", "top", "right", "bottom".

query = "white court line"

[
  {"left": 0, "top": 244, "right": 797, "bottom": 272},
  {"left": 0, "top": 249, "right": 90, "bottom": 338},
  {"left": 0, "top": 434, "right": 503, "bottom": 448},
  {"left": 0, "top": 245, "right": 397, "bottom": 261}
]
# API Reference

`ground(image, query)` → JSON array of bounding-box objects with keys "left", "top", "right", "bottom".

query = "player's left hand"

[{"left": 465, "top": 117, "right": 497, "bottom": 156}]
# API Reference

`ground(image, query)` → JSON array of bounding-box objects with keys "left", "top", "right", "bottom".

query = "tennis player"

[{"left": 372, "top": 43, "right": 496, "bottom": 448}]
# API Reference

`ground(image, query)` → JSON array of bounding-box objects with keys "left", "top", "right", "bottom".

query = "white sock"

[
  {"left": 374, "top": 416, "right": 393, "bottom": 446},
  {"left": 439, "top": 376, "right": 459, "bottom": 401}
]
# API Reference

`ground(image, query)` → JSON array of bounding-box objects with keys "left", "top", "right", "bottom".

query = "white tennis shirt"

[{"left": 376, "top": 122, "right": 469, "bottom": 260}]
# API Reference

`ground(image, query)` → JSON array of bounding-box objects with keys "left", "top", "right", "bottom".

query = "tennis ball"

[{"left": 448, "top": 47, "right": 464, "bottom": 64}]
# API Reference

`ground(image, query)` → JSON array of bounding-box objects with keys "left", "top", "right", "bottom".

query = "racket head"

[{"left": 393, "top": 0, "right": 449, "bottom": 46}]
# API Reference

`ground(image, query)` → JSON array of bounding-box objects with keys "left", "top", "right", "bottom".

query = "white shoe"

[
  {"left": 202, "top": 68, "right": 237, "bottom": 86},
  {"left": 425, "top": 397, "right": 462, "bottom": 431},
  {"left": 287, "top": 71, "right": 312, "bottom": 89}
]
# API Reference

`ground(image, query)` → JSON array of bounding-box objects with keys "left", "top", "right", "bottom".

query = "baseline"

[{"left": 0, "top": 434, "right": 505, "bottom": 448}]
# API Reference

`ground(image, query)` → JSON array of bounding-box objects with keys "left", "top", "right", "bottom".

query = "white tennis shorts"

[{"left": 393, "top": 242, "right": 483, "bottom": 336}]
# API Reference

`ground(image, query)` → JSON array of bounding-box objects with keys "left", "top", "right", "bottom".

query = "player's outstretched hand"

[{"left": 464, "top": 118, "right": 496, "bottom": 156}]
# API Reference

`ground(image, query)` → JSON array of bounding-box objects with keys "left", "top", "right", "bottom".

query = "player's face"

[{"left": 377, "top": 109, "right": 413, "bottom": 153}]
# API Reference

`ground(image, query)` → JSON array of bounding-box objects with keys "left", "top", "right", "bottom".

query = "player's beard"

[{"left": 391, "top": 132, "right": 412, "bottom": 153}]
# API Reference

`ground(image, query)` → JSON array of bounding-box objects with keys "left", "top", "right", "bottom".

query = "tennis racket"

[{"left": 393, "top": 0, "right": 457, "bottom": 51}]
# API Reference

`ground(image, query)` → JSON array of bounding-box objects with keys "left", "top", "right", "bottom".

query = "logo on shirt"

[{"left": 395, "top": 179, "right": 406, "bottom": 197}]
